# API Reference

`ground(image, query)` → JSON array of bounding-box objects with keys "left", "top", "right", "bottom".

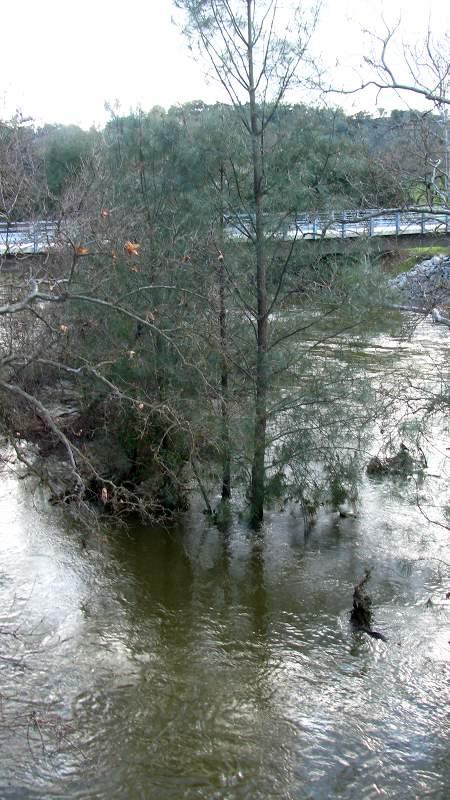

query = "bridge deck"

[
  {"left": 1, "top": 210, "right": 449, "bottom": 254},
  {"left": 0, "top": 222, "right": 59, "bottom": 255},
  {"left": 225, "top": 209, "right": 450, "bottom": 241}
]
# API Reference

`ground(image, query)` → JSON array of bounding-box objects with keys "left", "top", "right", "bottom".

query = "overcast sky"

[{"left": 1, "top": 0, "right": 448, "bottom": 128}]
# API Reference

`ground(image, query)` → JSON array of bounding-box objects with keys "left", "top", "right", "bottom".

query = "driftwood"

[
  {"left": 387, "top": 304, "right": 450, "bottom": 328},
  {"left": 350, "top": 570, "right": 387, "bottom": 642},
  {"left": 367, "top": 443, "right": 419, "bottom": 476},
  {"left": 431, "top": 307, "right": 450, "bottom": 328},
  {"left": 388, "top": 303, "right": 428, "bottom": 313}
]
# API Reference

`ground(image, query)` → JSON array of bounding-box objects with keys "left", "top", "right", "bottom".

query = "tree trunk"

[
  {"left": 247, "top": 0, "right": 268, "bottom": 525},
  {"left": 218, "top": 164, "right": 231, "bottom": 499}
]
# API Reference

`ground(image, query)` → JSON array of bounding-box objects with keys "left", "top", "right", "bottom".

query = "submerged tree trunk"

[
  {"left": 247, "top": 0, "right": 268, "bottom": 525},
  {"left": 218, "top": 164, "right": 231, "bottom": 500},
  {"left": 219, "top": 260, "right": 231, "bottom": 499}
]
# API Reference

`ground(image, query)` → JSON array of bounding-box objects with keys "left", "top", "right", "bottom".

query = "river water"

[{"left": 0, "top": 317, "right": 448, "bottom": 800}]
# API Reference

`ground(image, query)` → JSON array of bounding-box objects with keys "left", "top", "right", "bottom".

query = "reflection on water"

[{"left": 0, "top": 318, "right": 448, "bottom": 800}]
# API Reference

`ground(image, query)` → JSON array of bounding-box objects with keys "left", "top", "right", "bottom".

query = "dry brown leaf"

[{"left": 124, "top": 241, "right": 140, "bottom": 256}]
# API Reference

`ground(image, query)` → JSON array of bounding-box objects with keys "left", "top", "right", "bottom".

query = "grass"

[{"left": 386, "top": 245, "right": 449, "bottom": 276}]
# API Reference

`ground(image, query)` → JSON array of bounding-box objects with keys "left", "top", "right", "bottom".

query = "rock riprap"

[{"left": 389, "top": 254, "right": 450, "bottom": 310}]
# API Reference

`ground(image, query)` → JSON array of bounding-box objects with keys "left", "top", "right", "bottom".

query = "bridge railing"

[
  {"left": 0, "top": 221, "right": 60, "bottom": 255},
  {"left": 225, "top": 209, "right": 450, "bottom": 241},
  {"left": 2, "top": 210, "right": 450, "bottom": 253}
]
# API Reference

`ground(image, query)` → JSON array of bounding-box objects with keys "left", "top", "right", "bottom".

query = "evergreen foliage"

[{"left": 0, "top": 73, "right": 446, "bottom": 524}]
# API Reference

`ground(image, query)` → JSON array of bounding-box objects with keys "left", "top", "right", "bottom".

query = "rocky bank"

[{"left": 389, "top": 254, "right": 450, "bottom": 323}]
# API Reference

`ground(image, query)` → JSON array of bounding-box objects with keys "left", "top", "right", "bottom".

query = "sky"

[{"left": 1, "top": 0, "right": 448, "bottom": 128}]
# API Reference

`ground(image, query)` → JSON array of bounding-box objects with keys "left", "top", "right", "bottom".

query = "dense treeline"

[
  {"left": 0, "top": 99, "right": 445, "bottom": 526},
  {"left": 2, "top": 105, "right": 446, "bottom": 221}
]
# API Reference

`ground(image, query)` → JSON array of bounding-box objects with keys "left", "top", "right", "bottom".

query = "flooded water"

[{"left": 0, "top": 318, "right": 448, "bottom": 799}]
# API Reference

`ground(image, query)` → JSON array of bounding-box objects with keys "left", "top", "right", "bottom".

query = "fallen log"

[
  {"left": 386, "top": 304, "right": 450, "bottom": 327},
  {"left": 431, "top": 307, "right": 450, "bottom": 328}
]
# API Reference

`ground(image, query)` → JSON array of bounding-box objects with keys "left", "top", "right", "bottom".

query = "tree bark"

[
  {"left": 218, "top": 165, "right": 231, "bottom": 499},
  {"left": 247, "top": 0, "right": 268, "bottom": 525},
  {"left": 219, "top": 265, "right": 231, "bottom": 498}
]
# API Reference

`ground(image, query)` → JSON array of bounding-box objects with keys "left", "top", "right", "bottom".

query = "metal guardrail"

[
  {"left": 1, "top": 210, "right": 450, "bottom": 254},
  {"left": 225, "top": 209, "right": 450, "bottom": 241},
  {"left": 0, "top": 221, "right": 59, "bottom": 255}
]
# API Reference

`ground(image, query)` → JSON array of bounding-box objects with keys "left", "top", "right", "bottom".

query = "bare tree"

[{"left": 326, "top": 20, "right": 450, "bottom": 209}]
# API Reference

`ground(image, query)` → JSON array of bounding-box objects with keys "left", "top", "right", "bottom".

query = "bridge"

[
  {"left": 0, "top": 221, "right": 59, "bottom": 256},
  {"left": 225, "top": 208, "right": 450, "bottom": 241},
  {"left": 1, "top": 209, "right": 450, "bottom": 255}
]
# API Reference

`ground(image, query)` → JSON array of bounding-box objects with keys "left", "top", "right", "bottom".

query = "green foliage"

[
  {"left": 0, "top": 119, "right": 46, "bottom": 218},
  {"left": 2, "top": 96, "right": 422, "bottom": 522},
  {"left": 37, "top": 124, "right": 95, "bottom": 197},
  {"left": 76, "top": 102, "right": 397, "bottom": 518}
]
